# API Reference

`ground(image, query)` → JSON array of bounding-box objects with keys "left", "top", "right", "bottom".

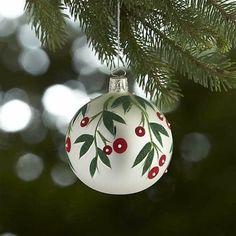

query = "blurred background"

[{"left": 0, "top": 1, "right": 236, "bottom": 236}]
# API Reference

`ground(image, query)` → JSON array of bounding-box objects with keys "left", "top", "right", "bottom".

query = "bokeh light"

[
  {"left": 0, "top": 99, "right": 32, "bottom": 132},
  {"left": 0, "top": 18, "right": 17, "bottom": 37},
  {"left": 0, "top": 0, "right": 25, "bottom": 19},
  {"left": 72, "top": 41, "right": 110, "bottom": 75},
  {"left": 180, "top": 132, "right": 211, "bottom": 162},
  {"left": 21, "top": 109, "right": 47, "bottom": 144},
  {"left": 51, "top": 163, "right": 77, "bottom": 187},
  {"left": 17, "top": 24, "right": 41, "bottom": 49},
  {"left": 16, "top": 153, "right": 44, "bottom": 182},
  {"left": 0, "top": 233, "right": 18, "bottom": 236},
  {"left": 19, "top": 48, "right": 50, "bottom": 76},
  {"left": 42, "top": 84, "right": 90, "bottom": 134},
  {"left": 4, "top": 88, "right": 29, "bottom": 103}
]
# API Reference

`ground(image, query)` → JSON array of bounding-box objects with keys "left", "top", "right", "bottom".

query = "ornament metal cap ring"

[{"left": 109, "top": 68, "right": 128, "bottom": 93}]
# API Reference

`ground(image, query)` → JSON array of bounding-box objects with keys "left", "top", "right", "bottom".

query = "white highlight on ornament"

[
  {"left": 51, "top": 163, "right": 77, "bottom": 187},
  {"left": 180, "top": 132, "right": 211, "bottom": 162},
  {"left": 0, "top": 99, "right": 32, "bottom": 132},
  {"left": 19, "top": 48, "right": 50, "bottom": 76},
  {"left": 16, "top": 153, "right": 44, "bottom": 181},
  {"left": 0, "top": 0, "right": 25, "bottom": 19}
]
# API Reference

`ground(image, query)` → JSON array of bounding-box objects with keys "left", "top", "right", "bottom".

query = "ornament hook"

[
  {"left": 111, "top": 67, "right": 126, "bottom": 77},
  {"left": 117, "top": 0, "right": 121, "bottom": 68}
]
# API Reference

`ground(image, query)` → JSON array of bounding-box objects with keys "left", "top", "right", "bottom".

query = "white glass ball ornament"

[{"left": 65, "top": 76, "right": 173, "bottom": 194}]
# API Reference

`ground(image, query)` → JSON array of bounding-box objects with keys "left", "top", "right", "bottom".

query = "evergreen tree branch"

[
  {"left": 25, "top": 0, "right": 68, "bottom": 51},
  {"left": 64, "top": 0, "right": 117, "bottom": 67},
  {"left": 121, "top": 14, "right": 182, "bottom": 108},
  {"left": 186, "top": 0, "right": 236, "bottom": 46},
  {"left": 124, "top": 5, "right": 236, "bottom": 91},
  {"left": 25, "top": 0, "right": 236, "bottom": 108}
]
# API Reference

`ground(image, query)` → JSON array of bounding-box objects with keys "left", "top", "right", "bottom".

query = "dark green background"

[{"left": 0, "top": 17, "right": 236, "bottom": 236}]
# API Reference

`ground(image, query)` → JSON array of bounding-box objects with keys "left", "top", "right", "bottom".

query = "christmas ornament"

[
  {"left": 65, "top": 76, "right": 173, "bottom": 194},
  {"left": 65, "top": 0, "right": 173, "bottom": 194}
]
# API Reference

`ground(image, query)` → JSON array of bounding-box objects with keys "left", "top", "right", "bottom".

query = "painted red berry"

[
  {"left": 103, "top": 145, "right": 112, "bottom": 155},
  {"left": 159, "top": 154, "right": 166, "bottom": 166},
  {"left": 156, "top": 112, "right": 164, "bottom": 121},
  {"left": 65, "top": 137, "right": 71, "bottom": 153},
  {"left": 135, "top": 126, "right": 145, "bottom": 137},
  {"left": 166, "top": 119, "right": 171, "bottom": 129},
  {"left": 148, "top": 166, "right": 159, "bottom": 179},
  {"left": 113, "top": 138, "right": 128, "bottom": 154},
  {"left": 80, "top": 117, "right": 89, "bottom": 127}
]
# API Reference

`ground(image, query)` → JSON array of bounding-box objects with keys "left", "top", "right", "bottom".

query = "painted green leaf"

[
  {"left": 123, "top": 101, "right": 132, "bottom": 113},
  {"left": 150, "top": 124, "right": 163, "bottom": 146},
  {"left": 103, "top": 96, "right": 114, "bottom": 109},
  {"left": 169, "top": 143, "right": 173, "bottom": 154},
  {"left": 80, "top": 138, "right": 94, "bottom": 157},
  {"left": 103, "top": 111, "right": 126, "bottom": 136},
  {"left": 142, "top": 149, "right": 154, "bottom": 176},
  {"left": 134, "top": 96, "right": 146, "bottom": 110},
  {"left": 132, "top": 142, "right": 152, "bottom": 167},
  {"left": 81, "top": 104, "right": 88, "bottom": 117},
  {"left": 134, "top": 95, "right": 154, "bottom": 110},
  {"left": 103, "top": 111, "right": 115, "bottom": 136},
  {"left": 89, "top": 157, "right": 97, "bottom": 177},
  {"left": 111, "top": 95, "right": 132, "bottom": 113},
  {"left": 97, "top": 131, "right": 107, "bottom": 145},
  {"left": 74, "top": 134, "right": 94, "bottom": 158},
  {"left": 98, "top": 148, "right": 111, "bottom": 168},
  {"left": 150, "top": 122, "right": 169, "bottom": 137},
  {"left": 74, "top": 134, "right": 93, "bottom": 144},
  {"left": 110, "top": 112, "right": 126, "bottom": 124},
  {"left": 111, "top": 95, "right": 129, "bottom": 107}
]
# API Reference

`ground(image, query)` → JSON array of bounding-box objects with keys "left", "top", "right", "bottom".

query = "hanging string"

[
  {"left": 112, "top": 0, "right": 126, "bottom": 77},
  {"left": 117, "top": 0, "right": 121, "bottom": 68}
]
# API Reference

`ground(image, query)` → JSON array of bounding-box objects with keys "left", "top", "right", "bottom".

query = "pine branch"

[
  {"left": 64, "top": 0, "right": 117, "bottom": 67},
  {"left": 25, "top": 0, "right": 236, "bottom": 108},
  {"left": 121, "top": 14, "right": 182, "bottom": 108},
  {"left": 186, "top": 0, "right": 236, "bottom": 46},
  {"left": 124, "top": 5, "right": 236, "bottom": 91},
  {"left": 25, "top": 0, "right": 68, "bottom": 51}
]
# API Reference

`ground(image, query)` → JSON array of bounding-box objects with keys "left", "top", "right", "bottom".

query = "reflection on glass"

[{"left": 16, "top": 153, "right": 44, "bottom": 182}]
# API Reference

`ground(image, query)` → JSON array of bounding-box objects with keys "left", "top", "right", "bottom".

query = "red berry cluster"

[
  {"left": 80, "top": 117, "right": 90, "bottom": 127},
  {"left": 156, "top": 111, "right": 171, "bottom": 129},
  {"left": 147, "top": 154, "right": 166, "bottom": 179},
  {"left": 135, "top": 126, "right": 145, "bottom": 137},
  {"left": 65, "top": 137, "right": 71, "bottom": 153},
  {"left": 102, "top": 138, "right": 128, "bottom": 156}
]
